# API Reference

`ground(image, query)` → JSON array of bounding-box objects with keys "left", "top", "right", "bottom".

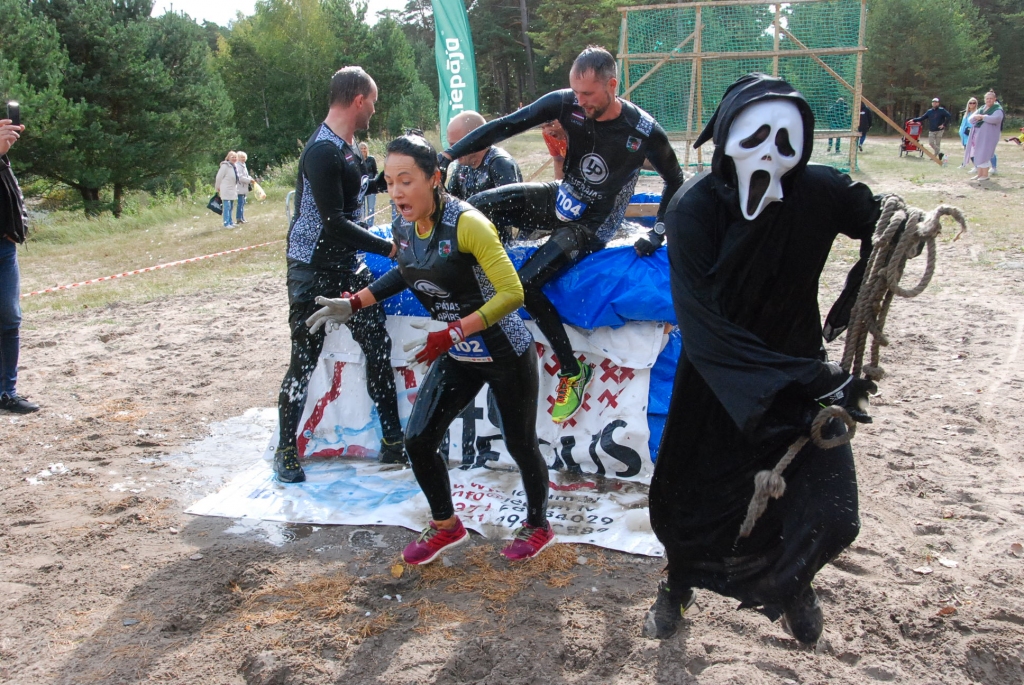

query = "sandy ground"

[{"left": 2, "top": 173, "right": 1024, "bottom": 684}]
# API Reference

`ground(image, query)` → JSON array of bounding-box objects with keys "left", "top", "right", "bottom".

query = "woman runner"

[{"left": 306, "top": 134, "right": 554, "bottom": 565}]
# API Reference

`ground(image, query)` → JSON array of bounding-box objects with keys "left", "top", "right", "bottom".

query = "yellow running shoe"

[{"left": 551, "top": 360, "right": 593, "bottom": 423}]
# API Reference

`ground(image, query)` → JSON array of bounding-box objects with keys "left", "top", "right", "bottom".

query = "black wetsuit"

[
  {"left": 446, "top": 89, "right": 684, "bottom": 373},
  {"left": 279, "top": 122, "right": 402, "bottom": 454},
  {"left": 368, "top": 198, "right": 549, "bottom": 527},
  {"left": 447, "top": 146, "right": 522, "bottom": 200}
]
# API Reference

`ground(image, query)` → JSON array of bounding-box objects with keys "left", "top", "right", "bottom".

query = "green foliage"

[
  {"left": 531, "top": 0, "right": 627, "bottom": 76},
  {"left": 215, "top": 0, "right": 436, "bottom": 171},
  {"left": 0, "top": 0, "right": 235, "bottom": 216},
  {"left": 973, "top": 0, "right": 1024, "bottom": 108},
  {"left": 864, "top": 0, "right": 997, "bottom": 125}
]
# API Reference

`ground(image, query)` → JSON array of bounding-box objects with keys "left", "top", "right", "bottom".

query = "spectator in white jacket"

[
  {"left": 235, "top": 151, "right": 253, "bottom": 224},
  {"left": 215, "top": 151, "right": 239, "bottom": 228}
]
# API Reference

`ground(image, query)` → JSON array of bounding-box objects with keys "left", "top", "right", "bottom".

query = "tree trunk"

[
  {"left": 79, "top": 186, "right": 102, "bottom": 216},
  {"left": 518, "top": 0, "right": 537, "bottom": 100},
  {"left": 112, "top": 183, "right": 124, "bottom": 218}
]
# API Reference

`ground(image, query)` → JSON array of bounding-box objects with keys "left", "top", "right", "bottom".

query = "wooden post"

[
  {"left": 773, "top": 4, "right": 781, "bottom": 77},
  {"left": 621, "top": 31, "right": 696, "bottom": 97},
  {"left": 620, "top": 11, "right": 630, "bottom": 97},
  {"left": 849, "top": 0, "right": 866, "bottom": 171},
  {"left": 695, "top": 5, "right": 704, "bottom": 170}
]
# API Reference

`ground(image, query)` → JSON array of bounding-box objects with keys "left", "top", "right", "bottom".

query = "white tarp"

[
  {"left": 298, "top": 316, "right": 669, "bottom": 481},
  {"left": 185, "top": 447, "right": 664, "bottom": 556},
  {"left": 184, "top": 318, "right": 670, "bottom": 556}
]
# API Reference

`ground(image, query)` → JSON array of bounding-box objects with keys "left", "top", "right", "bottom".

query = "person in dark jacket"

[
  {"left": 858, "top": 102, "right": 872, "bottom": 151},
  {"left": 445, "top": 111, "right": 523, "bottom": 201},
  {"left": 358, "top": 142, "right": 378, "bottom": 226},
  {"left": 275, "top": 66, "right": 404, "bottom": 483},
  {"left": 826, "top": 96, "right": 849, "bottom": 153},
  {"left": 0, "top": 116, "right": 39, "bottom": 413},
  {"left": 644, "top": 74, "right": 880, "bottom": 645},
  {"left": 912, "top": 98, "right": 952, "bottom": 159}
]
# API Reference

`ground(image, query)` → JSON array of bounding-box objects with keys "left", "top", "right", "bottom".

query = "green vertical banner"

[{"left": 432, "top": 0, "right": 479, "bottom": 147}]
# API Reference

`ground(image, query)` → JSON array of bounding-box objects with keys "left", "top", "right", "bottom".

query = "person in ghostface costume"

[
  {"left": 446, "top": 111, "right": 523, "bottom": 201},
  {"left": 645, "top": 74, "right": 880, "bottom": 644},
  {"left": 439, "top": 46, "right": 685, "bottom": 424},
  {"left": 307, "top": 134, "right": 553, "bottom": 565},
  {"left": 275, "top": 66, "right": 405, "bottom": 483}
]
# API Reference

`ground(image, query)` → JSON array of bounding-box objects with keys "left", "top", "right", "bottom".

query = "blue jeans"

[
  {"left": 859, "top": 132, "right": 867, "bottom": 146},
  {"left": 0, "top": 238, "right": 22, "bottom": 395},
  {"left": 222, "top": 199, "right": 234, "bottom": 226},
  {"left": 236, "top": 194, "right": 246, "bottom": 222}
]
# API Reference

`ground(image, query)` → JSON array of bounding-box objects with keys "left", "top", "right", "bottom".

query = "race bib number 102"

[
  {"left": 448, "top": 335, "right": 494, "bottom": 362},
  {"left": 555, "top": 184, "right": 587, "bottom": 222}
]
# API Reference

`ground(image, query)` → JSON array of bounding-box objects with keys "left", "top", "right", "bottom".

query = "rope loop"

[{"left": 736, "top": 195, "right": 966, "bottom": 541}]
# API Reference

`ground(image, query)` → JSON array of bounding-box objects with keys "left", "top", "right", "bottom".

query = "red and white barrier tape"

[{"left": 20, "top": 239, "right": 284, "bottom": 298}]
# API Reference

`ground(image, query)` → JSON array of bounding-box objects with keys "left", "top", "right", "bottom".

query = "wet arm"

[
  {"left": 445, "top": 92, "right": 564, "bottom": 159},
  {"left": 457, "top": 210, "right": 524, "bottom": 335}
]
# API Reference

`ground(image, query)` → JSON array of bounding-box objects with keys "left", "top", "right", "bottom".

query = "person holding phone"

[{"left": 1, "top": 104, "right": 40, "bottom": 413}]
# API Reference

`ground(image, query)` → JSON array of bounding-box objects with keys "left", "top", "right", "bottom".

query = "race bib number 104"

[{"left": 555, "top": 184, "right": 587, "bottom": 222}]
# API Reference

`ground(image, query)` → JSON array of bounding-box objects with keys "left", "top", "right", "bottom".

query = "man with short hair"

[
  {"left": 912, "top": 98, "right": 951, "bottom": 158},
  {"left": 276, "top": 66, "right": 404, "bottom": 483},
  {"left": 446, "top": 111, "right": 522, "bottom": 201},
  {"left": 440, "top": 46, "right": 685, "bottom": 423}
]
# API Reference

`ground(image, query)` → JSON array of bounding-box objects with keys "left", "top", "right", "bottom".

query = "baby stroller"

[{"left": 899, "top": 120, "right": 924, "bottom": 157}]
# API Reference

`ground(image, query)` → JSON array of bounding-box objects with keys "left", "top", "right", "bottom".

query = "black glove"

[
  {"left": 437, "top": 153, "right": 452, "bottom": 185},
  {"left": 634, "top": 222, "right": 665, "bottom": 257},
  {"left": 808, "top": 362, "right": 877, "bottom": 424}
]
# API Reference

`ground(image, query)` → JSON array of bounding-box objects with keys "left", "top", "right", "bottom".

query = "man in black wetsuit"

[
  {"left": 446, "top": 111, "right": 522, "bottom": 201},
  {"left": 440, "top": 46, "right": 685, "bottom": 424},
  {"left": 275, "top": 66, "right": 404, "bottom": 483}
]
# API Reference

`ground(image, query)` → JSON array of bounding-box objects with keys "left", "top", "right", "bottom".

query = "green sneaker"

[{"left": 551, "top": 360, "right": 593, "bottom": 423}]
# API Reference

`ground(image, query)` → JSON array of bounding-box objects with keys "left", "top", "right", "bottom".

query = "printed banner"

[
  {"left": 432, "top": 0, "right": 479, "bottom": 147},
  {"left": 297, "top": 316, "right": 669, "bottom": 481},
  {"left": 186, "top": 452, "right": 663, "bottom": 557}
]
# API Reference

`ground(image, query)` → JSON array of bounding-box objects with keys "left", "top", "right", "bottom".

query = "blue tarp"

[{"left": 362, "top": 195, "right": 679, "bottom": 459}]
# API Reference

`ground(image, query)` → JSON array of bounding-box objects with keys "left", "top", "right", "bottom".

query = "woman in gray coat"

[
  {"left": 234, "top": 151, "right": 253, "bottom": 224},
  {"left": 214, "top": 151, "right": 239, "bottom": 228}
]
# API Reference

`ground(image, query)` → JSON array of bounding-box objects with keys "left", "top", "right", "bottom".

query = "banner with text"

[
  {"left": 297, "top": 317, "right": 669, "bottom": 481},
  {"left": 432, "top": 0, "right": 479, "bottom": 147}
]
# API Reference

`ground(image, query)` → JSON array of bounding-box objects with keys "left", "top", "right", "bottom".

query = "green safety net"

[{"left": 621, "top": 0, "right": 863, "bottom": 171}]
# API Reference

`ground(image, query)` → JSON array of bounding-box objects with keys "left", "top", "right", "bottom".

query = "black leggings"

[
  {"left": 468, "top": 182, "right": 603, "bottom": 373},
  {"left": 404, "top": 350, "right": 549, "bottom": 527},
  {"left": 277, "top": 264, "right": 403, "bottom": 451}
]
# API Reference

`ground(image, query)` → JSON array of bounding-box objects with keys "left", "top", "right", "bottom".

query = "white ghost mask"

[{"left": 724, "top": 99, "right": 804, "bottom": 220}]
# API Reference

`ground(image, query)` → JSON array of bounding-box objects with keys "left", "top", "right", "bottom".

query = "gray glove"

[{"left": 306, "top": 295, "right": 356, "bottom": 334}]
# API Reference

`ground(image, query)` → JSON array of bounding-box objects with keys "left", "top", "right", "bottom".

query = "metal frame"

[{"left": 616, "top": 0, "right": 927, "bottom": 171}]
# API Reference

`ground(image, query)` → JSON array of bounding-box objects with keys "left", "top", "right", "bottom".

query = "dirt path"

[{"left": 1, "top": 200, "right": 1023, "bottom": 684}]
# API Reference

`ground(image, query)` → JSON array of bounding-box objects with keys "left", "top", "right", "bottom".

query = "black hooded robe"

[{"left": 650, "top": 74, "right": 881, "bottom": 615}]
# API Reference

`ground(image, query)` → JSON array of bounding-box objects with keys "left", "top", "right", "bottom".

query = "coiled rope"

[{"left": 737, "top": 195, "right": 967, "bottom": 539}]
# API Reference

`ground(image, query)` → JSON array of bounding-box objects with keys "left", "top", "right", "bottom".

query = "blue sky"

[{"left": 152, "top": 0, "right": 408, "bottom": 27}]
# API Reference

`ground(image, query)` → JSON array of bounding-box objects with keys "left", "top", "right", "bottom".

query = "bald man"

[{"left": 446, "top": 111, "right": 522, "bottom": 201}]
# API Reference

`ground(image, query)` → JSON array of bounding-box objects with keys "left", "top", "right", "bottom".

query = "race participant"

[
  {"left": 307, "top": 134, "right": 553, "bottom": 565},
  {"left": 446, "top": 111, "right": 522, "bottom": 466},
  {"left": 275, "top": 66, "right": 405, "bottom": 484},
  {"left": 446, "top": 111, "right": 522, "bottom": 200},
  {"left": 440, "top": 46, "right": 685, "bottom": 423}
]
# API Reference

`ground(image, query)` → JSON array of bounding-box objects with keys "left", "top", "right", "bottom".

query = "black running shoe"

[
  {"left": 779, "top": 584, "right": 823, "bottom": 644},
  {"left": 642, "top": 580, "right": 697, "bottom": 639},
  {"left": 273, "top": 446, "right": 306, "bottom": 483},
  {"left": 0, "top": 393, "right": 40, "bottom": 414},
  {"left": 378, "top": 438, "right": 407, "bottom": 465}
]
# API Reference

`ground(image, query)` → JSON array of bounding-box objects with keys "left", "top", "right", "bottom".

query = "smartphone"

[{"left": 6, "top": 101, "right": 20, "bottom": 127}]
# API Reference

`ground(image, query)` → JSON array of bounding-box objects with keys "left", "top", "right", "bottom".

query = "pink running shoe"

[
  {"left": 402, "top": 519, "right": 468, "bottom": 565},
  {"left": 501, "top": 522, "right": 555, "bottom": 561}
]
